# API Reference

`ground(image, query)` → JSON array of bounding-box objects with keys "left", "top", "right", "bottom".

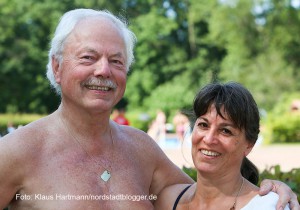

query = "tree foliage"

[{"left": 0, "top": 0, "right": 299, "bottom": 115}]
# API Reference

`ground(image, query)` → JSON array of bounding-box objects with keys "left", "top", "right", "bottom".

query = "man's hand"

[{"left": 259, "top": 179, "right": 299, "bottom": 210}]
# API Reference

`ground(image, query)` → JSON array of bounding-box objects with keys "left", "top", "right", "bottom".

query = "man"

[{"left": 0, "top": 9, "right": 298, "bottom": 210}]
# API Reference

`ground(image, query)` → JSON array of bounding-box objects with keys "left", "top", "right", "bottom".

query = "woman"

[{"left": 154, "top": 82, "right": 290, "bottom": 210}]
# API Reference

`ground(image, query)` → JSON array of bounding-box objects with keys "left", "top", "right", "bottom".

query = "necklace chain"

[
  {"left": 230, "top": 177, "right": 244, "bottom": 210},
  {"left": 59, "top": 116, "right": 114, "bottom": 182},
  {"left": 188, "top": 177, "right": 245, "bottom": 210}
]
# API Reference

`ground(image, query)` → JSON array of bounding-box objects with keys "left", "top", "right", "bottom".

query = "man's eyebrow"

[
  {"left": 81, "top": 47, "right": 98, "bottom": 54},
  {"left": 111, "top": 52, "right": 125, "bottom": 58},
  {"left": 78, "top": 48, "right": 124, "bottom": 58}
]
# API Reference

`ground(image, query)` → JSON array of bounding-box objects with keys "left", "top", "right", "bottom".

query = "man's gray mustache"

[{"left": 83, "top": 77, "right": 117, "bottom": 89}]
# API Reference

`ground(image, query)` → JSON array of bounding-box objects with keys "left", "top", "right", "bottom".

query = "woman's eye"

[
  {"left": 198, "top": 122, "right": 208, "bottom": 128},
  {"left": 221, "top": 128, "right": 232, "bottom": 135}
]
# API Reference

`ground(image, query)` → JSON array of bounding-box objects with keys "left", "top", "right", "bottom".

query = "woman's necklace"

[
  {"left": 188, "top": 177, "right": 245, "bottom": 210},
  {"left": 230, "top": 177, "right": 245, "bottom": 210},
  {"left": 59, "top": 116, "right": 114, "bottom": 182}
]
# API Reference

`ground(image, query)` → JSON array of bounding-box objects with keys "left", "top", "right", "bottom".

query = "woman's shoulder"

[
  {"left": 242, "top": 192, "right": 290, "bottom": 210},
  {"left": 154, "top": 184, "right": 193, "bottom": 210}
]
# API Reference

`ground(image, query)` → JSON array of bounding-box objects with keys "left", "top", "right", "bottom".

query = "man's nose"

[{"left": 94, "top": 58, "right": 111, "bottom": 78}]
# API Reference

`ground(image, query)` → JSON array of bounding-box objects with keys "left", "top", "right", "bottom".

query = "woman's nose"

[{"left": 203, "top": 129, "right": 217, "bottom": 144}]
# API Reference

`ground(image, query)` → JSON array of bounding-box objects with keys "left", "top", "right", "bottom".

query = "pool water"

[{"left": 158, "top": 137, "right": 181, "bottom": 149}]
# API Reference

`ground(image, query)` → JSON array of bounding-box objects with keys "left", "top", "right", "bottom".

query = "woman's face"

[{"left": 191, "top": 104, "right": 253, "bottom": 176}]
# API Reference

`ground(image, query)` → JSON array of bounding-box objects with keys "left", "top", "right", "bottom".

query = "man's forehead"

[
  {"left": 70, "top": 16, "right": 124, "bottom": 42},
  {"left": 75, "top": 16, "right": 116, "bottom": 30}
]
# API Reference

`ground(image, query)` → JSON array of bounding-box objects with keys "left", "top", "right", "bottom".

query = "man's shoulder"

[
  {"left": 0, "top": 115, "right": 54, "bottom": 156},
  {"left": 0, "top": 116, "right": 54, "bottom": 204},
  {"left": 113, "top": 123, "right": 155, "bottom": 144},
  {"left": 113, "top": 123, "right": 166, "bottom": 160}
]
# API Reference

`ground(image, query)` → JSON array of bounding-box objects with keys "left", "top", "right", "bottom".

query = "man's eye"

[
  {"left": 112, "top": 59, "right": 123, "bottom": 65},
  {"left": 82, "top": 56, "right": 93, "bottom": 60}
]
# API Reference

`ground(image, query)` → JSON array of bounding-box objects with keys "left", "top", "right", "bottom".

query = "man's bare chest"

[{"left": 13, "top": 149, "right": 154, "bottom": 210}]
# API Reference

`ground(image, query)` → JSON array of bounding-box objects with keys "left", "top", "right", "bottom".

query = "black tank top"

[{"left": 172, "top": 185, "right": 192, "bottom": 210}]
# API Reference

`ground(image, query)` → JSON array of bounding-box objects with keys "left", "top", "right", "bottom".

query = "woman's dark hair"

[{"left": 193, "top": 82, "right": 260, "bottom": 184}]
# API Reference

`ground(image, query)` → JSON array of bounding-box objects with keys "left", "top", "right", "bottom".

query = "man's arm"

[
  {"left": 148, "top": 142, "right": 194, "bottom": 199},
  {"left": 0, "top": 135, "right": 23, "bottom": 208},
  {"left": 259, "top": 179, "right": 299, "bottom": 210}
]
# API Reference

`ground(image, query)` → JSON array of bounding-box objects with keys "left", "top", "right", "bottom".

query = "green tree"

[
  {"left": 0, "top": 0, "right": 128, "bottom": 113},
  {"left": 1, "top": 0, "right": 299, "bottom": 116},
  {"left": 126, "top": 0, "right": 227, "bottom": 115},
  {"left": 206, "top": 0, "right": 300, "bottom": 109},
  {"left": 0, "top": 0, "right": 65, "bottom": 113}
]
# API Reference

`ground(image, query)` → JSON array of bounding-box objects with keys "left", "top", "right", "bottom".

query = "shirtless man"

[{"left": 0, "top": 9, "right": 298, "bottom": 210}]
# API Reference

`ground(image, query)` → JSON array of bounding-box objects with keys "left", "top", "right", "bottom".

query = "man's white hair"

[{"left": 46, "top": 9, "right": 137, "bottom": 95}]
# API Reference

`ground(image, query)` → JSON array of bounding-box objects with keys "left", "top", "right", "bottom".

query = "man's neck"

[{"left": 57, "top": 103, "right": 112, "bottom": 143}]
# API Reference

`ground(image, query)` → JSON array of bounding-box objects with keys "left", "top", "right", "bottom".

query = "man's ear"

[{"left": 52, "top": 56, "right": 61, "bottom": 84}]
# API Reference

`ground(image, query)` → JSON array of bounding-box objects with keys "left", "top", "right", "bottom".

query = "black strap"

[{"left": 172, "top": 185, "right": 192, "bottom": 210}]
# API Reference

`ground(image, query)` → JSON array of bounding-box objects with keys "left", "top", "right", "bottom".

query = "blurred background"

[{"left": 0, "top": 0, "right": 299, "bottom": 143}]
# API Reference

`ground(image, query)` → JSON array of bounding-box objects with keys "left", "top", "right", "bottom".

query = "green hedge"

[
  {"left": 182, "top": 165, "right": 300, "bottom": 203},
  {"left": 0, "top": 112, "right": 152, "bottom": 136},
  {"left": 271, "top": 114, "right": 300, "bottom": 143},
  {"left": 0, "top": 114, "right": 44, "bottom": 136},
  {"left": 262, "top": 92, "right": 300, "bottom": 144}
]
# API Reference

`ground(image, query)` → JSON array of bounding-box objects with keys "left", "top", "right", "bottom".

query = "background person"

[
  {"left": 173, "top": 111, "right": 190, "bottom": 142},
  {"left": 113, "top": 108, "right": 130, "bottom": 125},
  {"left": 6, "top": 121, "right": 16, "bottom": 134},
  {"left": 147, "top": 110, "right": 167, "bottom": 142}
]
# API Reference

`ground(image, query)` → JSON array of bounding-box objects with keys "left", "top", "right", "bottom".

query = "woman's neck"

[{"left": 189, "top": 173, "right": 245, "bottom": 210}]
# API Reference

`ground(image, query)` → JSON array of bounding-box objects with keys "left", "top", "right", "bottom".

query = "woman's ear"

[
  {"left": 52, "top": 56, "right": 61, "bottom": 84},
  {"left": 244, "top": 143, "right": 254, "bottom": 157}
]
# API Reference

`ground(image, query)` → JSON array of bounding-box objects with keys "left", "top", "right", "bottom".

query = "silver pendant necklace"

[
  {"left": 100, "top": 170, "right": 111, "bottom": 182},
  {"left": 59, "top": 116, "right": 114, "bottom": 183}
]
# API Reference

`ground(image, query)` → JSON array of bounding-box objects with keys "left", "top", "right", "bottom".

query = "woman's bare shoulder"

[{"left": 154, "top": 184, "right": 193, "bottom": 210}]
